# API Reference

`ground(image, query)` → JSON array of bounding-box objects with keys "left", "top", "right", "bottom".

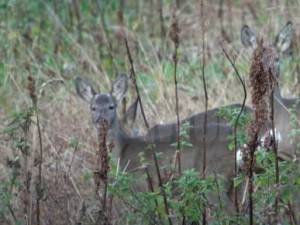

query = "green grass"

[{"left": 1, "top": 0, "right": 300, "bottom": 224}]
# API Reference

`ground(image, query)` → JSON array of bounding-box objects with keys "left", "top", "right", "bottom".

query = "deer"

[
  {"left": 138, "top": 22, "right": 300, "bottom": 218},
  {"left": 75, "top": 74, "right": 242, "bottom": 216},
  {"left": 240, "top": 21, "right": 300, "bottom": 162},
  {"left": 159, "top": 22, "right": 297, "bottom": 166},
  {"left": 145, "top": 23, "right": 296, "bottom": 175},
  {"left": 146, "top": 21, "right": 296, "bottom": 166},
  {"left": 75, "top": 74, "right": 238, "bottom": 175},
  {"left": 76, "top": 73, "right": 299, "bottom": 220},
  {"left": 159, "top": 21, "right": 298, "bottom": 218}
]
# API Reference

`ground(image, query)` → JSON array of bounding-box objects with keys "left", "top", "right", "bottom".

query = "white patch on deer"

[
  {"left": 260, "top": 128, "right": 282, "bottom": 147},
  {"left": 236, "top": 143, "right": 252, "bottom": 169},
  {"left": 273, "top": 128, "right": 282, "bottom": 143},
  {"left": 236, "top": 148, "right": 243, "bottom": 168},
  {"left": 236, "top": 144, "right": 247, "bottom": 168}
]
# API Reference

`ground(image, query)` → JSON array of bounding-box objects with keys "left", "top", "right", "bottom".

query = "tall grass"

[{"left": 0, "top": 1, "right": 300, "bottom": 224}]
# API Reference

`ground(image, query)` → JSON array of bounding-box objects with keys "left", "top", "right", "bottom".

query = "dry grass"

[{"left": 1, "top": 0, "right": 300, "bottom": 224}]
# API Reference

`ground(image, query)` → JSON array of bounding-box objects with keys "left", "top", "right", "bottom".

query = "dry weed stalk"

[
  {"left": 144, "top": 166, "right": 162, "bottom": 223},
  {"left": 153, "top": 150, "right": 173, "bottom": 225},
  {"left": 97, "top": 1, "right": 118, "bottom": 73},
  {"left": 199, "top": 0, "right": 208, "bottom": 223},
  {"left": 28, "top": 75, "right": 44, "bottom": 225},
  {"left": 9, "top": 100, "right": 33, "bottom": 224},
  {"left": 28, "top": 76, "right": 37, "bottom": 105},
  {"left": 94, "top": 119, "right": 111, "bottom": 225},
  {"left": 170, "top": 8, "right": 181, "bottom": 175},
  {"left": 218, "top": 0, "right": 232, "bottom": 43},
  {"left": 71, "top": 0, "right": 82, "bottom": 43},
  {"left": 245, "top": 39, "right": 277, "bottom": 225},
  {"left": 270, "top": 91, "right": 280, "bottom": 222},
  {"left": 158, "top": 0, "right": 165, "bottom": 42},
  {"left": 125, "top": 38, "right": 149, "bottom": 129}
]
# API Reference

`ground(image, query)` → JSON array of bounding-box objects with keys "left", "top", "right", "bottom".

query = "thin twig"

[
  {"left": 241, "top": 177, "right": 249, "bottom": 211},
  {"left": 71, "top": 0, "right": 82, "bottom": 43},
  {"left": 158, "top": 0, "right": 165, "bottom": 42},
  {"left": 67, "top": 142, "right": 79, "bottom": 175},
  {"left": 124, "top": 38, "right": 149, "bottom": 129},
  {"left": 222, "top": 46, "right": 247, "bottom": 217},
  {"left": 28, "top": 75, "right": 43, "bottom": 225},
  {"left": 218, "top": 0, "right": 231, "bottom": 43},
  {"left": 8, "top": 204, "right": 17, "bottom": 223},
  {"left": 200, "top": 1, "right": 207, "bottom": 224},
  {"left": 270, "top": 92, "right": 279, "bottom": 223},
  {"left": 213, "top": 172, "right": 224, "bottom": 224},
  {"left": 35, "top": 109, "right": 43, "bottom": 225},
  {"left": 170, "top": 8, "right": 181, "bottom": 174},
  {"left": 286, "top": 201, "right": 298, "bottom": 225},
  {"left": 74, "top": 201, "right": 86, "bottom": 225},
  {"left": 144, "top": 167, "right": 162, "bottom": 224},
  {"left": 248, "top": 145, "right": 255, "bottom": 225},
  {"left": 96, "top": 1, "right": 118, "bottom": 73},
  {"left": 153, "top": 152, "right": 173, "bottom": 225},
  {"left": 118, "top": 0, "right": 125, "bottom": 25}
]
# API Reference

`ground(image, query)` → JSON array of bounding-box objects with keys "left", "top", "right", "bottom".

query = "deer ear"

[
  {"left": 75, "top": 77, "right": 96, "bottom": 103},
  {"left": 241, "top": 25, "right": 257, "bottom": 48},
  {"left": 274, "top": 21, "right": 293, "bottom": 53},
  {"left": 111, "top": 73, "right": 128, "bottom": 102}
]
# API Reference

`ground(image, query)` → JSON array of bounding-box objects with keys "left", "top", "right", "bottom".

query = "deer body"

[
  {"left": 75, "top": 74, "right": 243, "bottom": 218},
  {"left": 273, "top": 93, "right": 300, "bottom": 161},
  {"left": 122, "top": 123, "right": 233, "bottom": 174},
  {"left": 75, "top": 75, "right": 237, "bottom": 180}
]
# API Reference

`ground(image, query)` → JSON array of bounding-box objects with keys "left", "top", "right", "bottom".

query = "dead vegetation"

[{"left": 1, "top": 1, "right": 300, "bottom": 225}]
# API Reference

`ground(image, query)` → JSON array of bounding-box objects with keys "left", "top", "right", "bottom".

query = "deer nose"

[
  {"left": 96, "top": 111, "right": 110, "bottom": 123},
  {"left": 93, "top": 111, "right": 103, "bottom": 123},
  {"left": 93, "top": 114, "right": 100, "bottom": 124}
]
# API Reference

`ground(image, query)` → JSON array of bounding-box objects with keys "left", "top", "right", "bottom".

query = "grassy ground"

[{"left": 1, "top": 0, "right": 300, "bottom": 224}]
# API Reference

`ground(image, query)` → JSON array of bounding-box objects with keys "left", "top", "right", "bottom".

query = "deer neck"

[
  {"left": 106, "top": 120, "right": 142, "bottom": 156},
  {"left": 273, "top": 86, "right": 282, "bottom": 99},
  {"left": 106, "top": 120, "right": 147, "bottom": 170},
  {"left": 105, "top": 120, "right": 127, "bottom": 158}
]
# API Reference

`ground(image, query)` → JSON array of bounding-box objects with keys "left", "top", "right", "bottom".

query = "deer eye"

[
  {"left": 91, "top": 106, "right": 96, "bottom": 111},
  {"left": 109, "top": 104, "right": 115, "bottom": 110}
]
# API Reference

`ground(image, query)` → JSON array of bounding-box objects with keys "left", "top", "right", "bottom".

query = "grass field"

[{"left": 1, "top": 1, "right": 300, "bottom": 224}]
